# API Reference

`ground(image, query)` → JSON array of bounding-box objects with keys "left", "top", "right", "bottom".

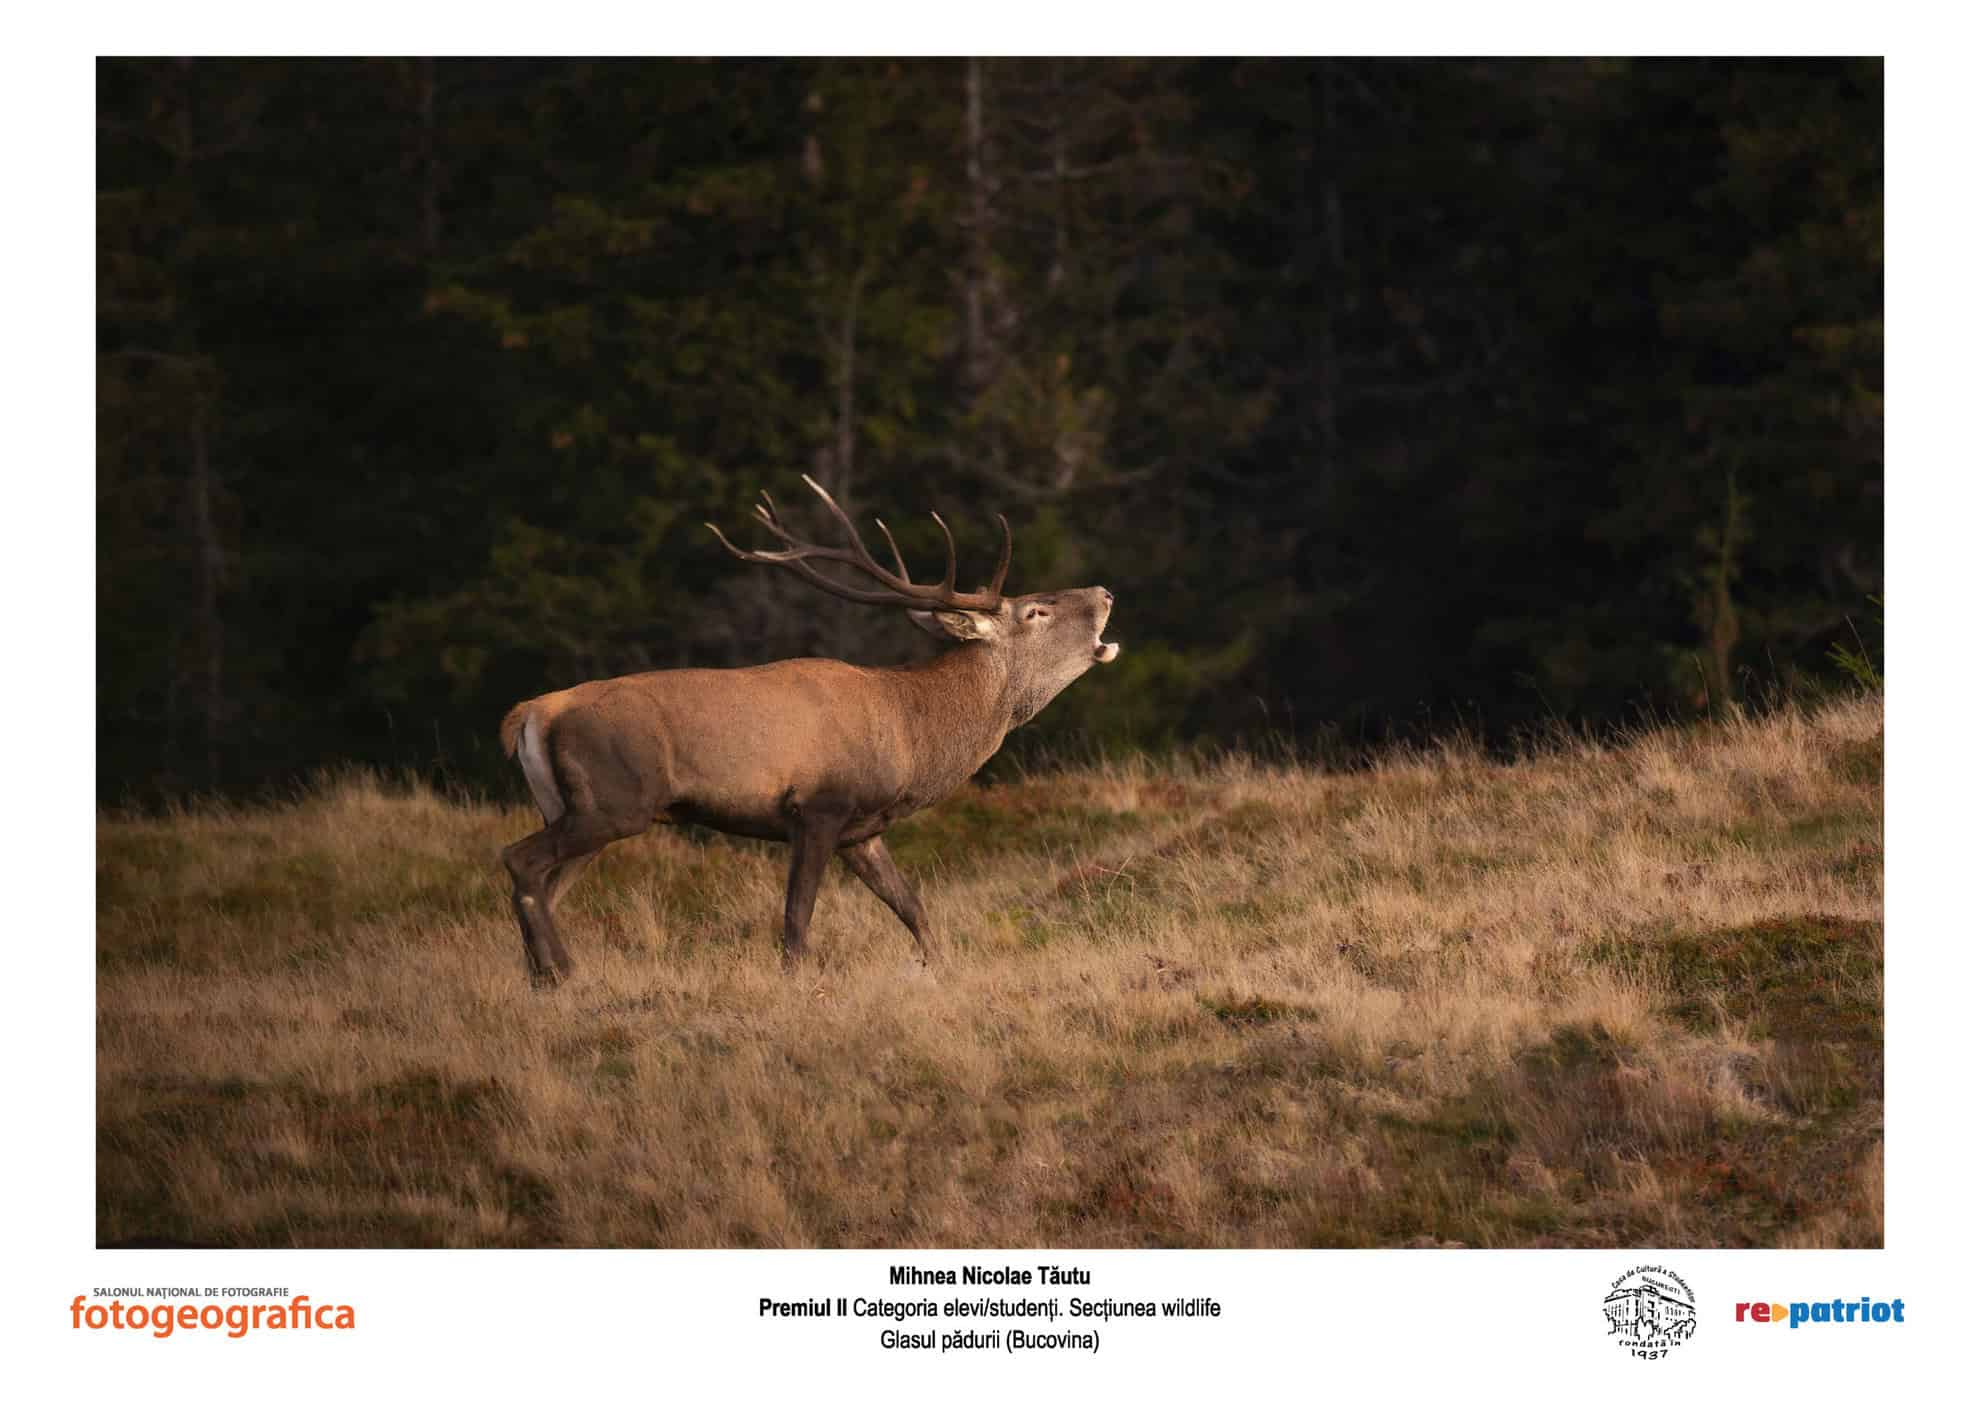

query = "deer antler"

[{"left": 707, "top": 475, "right": 1012, "bottom": 612}]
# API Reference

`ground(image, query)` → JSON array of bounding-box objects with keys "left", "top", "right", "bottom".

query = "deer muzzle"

[{"left": 1093, "top": 590, "right": 1120, "bottom": 662}]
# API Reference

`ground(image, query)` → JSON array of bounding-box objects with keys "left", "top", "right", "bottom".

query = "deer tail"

[{"left": 499, "top": 700, "right": 532, "bottom": 760}]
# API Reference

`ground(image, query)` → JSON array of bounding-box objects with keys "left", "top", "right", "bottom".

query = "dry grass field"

[{"left": 97, "top": 693, "right": 1882, "bottom": 1248}]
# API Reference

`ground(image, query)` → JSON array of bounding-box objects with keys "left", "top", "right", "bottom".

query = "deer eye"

[{"left": 1023, "top": 605, "right": 1051, "bottom": 622}]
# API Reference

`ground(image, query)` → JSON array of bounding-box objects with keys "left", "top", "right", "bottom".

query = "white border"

[{"left": 13, "top": 11, "right": 1972, "bottom": 1405}]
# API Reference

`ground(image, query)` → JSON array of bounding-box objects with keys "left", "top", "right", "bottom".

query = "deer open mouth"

[{"left": 1093, "top": 601, "right": 1120, "bottom": 662}]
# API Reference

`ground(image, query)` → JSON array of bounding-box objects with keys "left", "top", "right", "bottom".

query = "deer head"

[{"left": 707, "top": 475, "right": 1120, "bottom": 723}]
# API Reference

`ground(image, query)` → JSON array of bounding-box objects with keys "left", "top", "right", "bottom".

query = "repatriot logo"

[{"left": 1736, "top": 1299, "right": 1906, "bottom": 1329}]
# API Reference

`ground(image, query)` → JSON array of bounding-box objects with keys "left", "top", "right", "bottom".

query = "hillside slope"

[{"left": 97, "top": 694, "right": 1883, "bottom": 1247}]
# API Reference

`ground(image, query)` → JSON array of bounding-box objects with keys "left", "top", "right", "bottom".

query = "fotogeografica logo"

[{"left": 1603, "top": 1264, "right": 1697, "bottom": 1360}]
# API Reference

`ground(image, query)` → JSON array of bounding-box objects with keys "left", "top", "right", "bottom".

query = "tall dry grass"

[{"left": 97, "top": 694, "right": 1882, "bottom": 1247}]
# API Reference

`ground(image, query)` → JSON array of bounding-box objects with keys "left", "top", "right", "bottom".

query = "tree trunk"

[
  {"left": 418, "top": 57, "right": 441, "bottom": 259},
  {"left": 964, "top": 58, "right": 992, "bottom": 393},
  {"left": 832, "top": 262, "right": 870, "bottom": 496},
  {"left": 1696, "top": 466, "right": 1744, "bottom": 712},
  {"left": 172, "top": 59, "right": 228, "bottom": 788},
  {"left": 1048, "top": 61, "right": 1069, "bottom": 293},
  {"left": 188, "top": 407, "right": 225, "bottom": 787},
  {"left": 1309, "top": 61, "right": 1345, "bottom": 479}
]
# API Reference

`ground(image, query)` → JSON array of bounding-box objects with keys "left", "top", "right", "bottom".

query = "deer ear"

[{"left": 908, "top": 609, "right": 996, "bottom": 641}]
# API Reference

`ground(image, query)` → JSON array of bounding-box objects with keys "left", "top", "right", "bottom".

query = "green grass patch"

[
  {"left": 887, "top": 783, "right": 1150, "bottom": 871},
  {"left": 1588, "top": 914, "right": 1881, "bottom": 1128},
  {"left": 1199, "top": 992, "right": 1319, "bottom": 1027},
  {"left": 97, "top": 1068, "right": 550, "bottom": 1247},
  {"left": 1589, "top": 914, "right": 1879, "bottom": 1037},
  {"left": 1828, "top": 735, "right": 1882, "bottom": 788},
  {"left": 1517, "top": 1021, "right": 1641, "bottom": 1077}
]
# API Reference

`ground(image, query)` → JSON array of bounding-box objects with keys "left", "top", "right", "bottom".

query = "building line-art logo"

[{"left": 1603, "top": 1264, "right": 1697, "bottom": 1360}]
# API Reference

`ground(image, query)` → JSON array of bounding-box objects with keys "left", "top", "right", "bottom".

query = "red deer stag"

[{"left": 497, "top": 476, "right": 1120, "bottom": 984}]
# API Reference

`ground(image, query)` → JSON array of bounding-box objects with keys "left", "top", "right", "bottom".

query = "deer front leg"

[
  {"left": 781, "top": 798, "right": 854, "bottom": 970},
  {"left": 840, "top": 836, "right": 934, "bottom": 965}
]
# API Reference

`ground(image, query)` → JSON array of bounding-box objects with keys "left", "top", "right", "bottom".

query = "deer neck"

[{"left": 893, "top": 644, "right": 1022, "bottom": 789}]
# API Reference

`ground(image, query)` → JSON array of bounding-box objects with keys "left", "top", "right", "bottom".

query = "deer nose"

[{"left": 1099, "top": 587, "right": 1113, "bottom": 605}]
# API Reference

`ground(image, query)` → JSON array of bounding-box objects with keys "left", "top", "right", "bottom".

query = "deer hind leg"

[
  {"left": 545, "top": 849, "right": 602, "bottom": 912},
  {"left": 839, "top": 836, "right": 934, "bottom": 966},
  {"left": 502, "top": 825, "right": 576, "bottom": 986},
  {"left": 502, "top": 813, "right": 642, "bottom": 987}
]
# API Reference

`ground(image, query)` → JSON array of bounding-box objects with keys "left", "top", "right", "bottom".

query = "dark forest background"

[{"left": 96, "top": 58, "right": 1881, "bottom": 803}]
